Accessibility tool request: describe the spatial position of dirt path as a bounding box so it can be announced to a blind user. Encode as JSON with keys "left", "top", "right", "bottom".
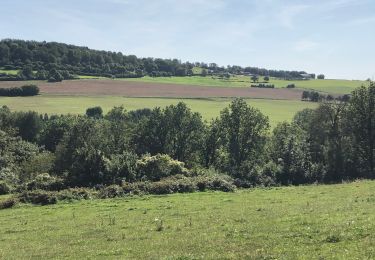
{"left": 0, "top": 79, "right": 303, "bottom": 100}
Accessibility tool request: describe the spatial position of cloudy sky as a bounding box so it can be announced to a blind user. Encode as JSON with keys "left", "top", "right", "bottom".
{"left": 1, "top": 0, "right": 374, "bottom": 79}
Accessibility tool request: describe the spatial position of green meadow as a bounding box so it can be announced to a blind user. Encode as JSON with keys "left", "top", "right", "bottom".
{"left": 0, "top": 96, "right": 317, "bottom": 127}
{"left": 119, "top": 75, "right": 366, "bottom": 94}
{"left": 0, "top": 67, "right": 366, "bottom": 94}
{"left": 1, "top": 180, "right": 374, "bottom": 259}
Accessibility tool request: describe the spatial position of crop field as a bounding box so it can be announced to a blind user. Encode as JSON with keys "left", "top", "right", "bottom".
{"left": 0, "top": 67, "right": 366, "bottom": 94}
{"left": 0, "top": 79, "right": 303, "bottom": 99}
{"left": 1, "top": 180, "right": 374, "bottom": 259}
{"left": 0, "top": 96, "right": 317, "bottom": 127}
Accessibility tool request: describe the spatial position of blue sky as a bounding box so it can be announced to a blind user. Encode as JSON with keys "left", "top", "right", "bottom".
{"left": 1, "top": 0, "right": 374, "bottom": 79}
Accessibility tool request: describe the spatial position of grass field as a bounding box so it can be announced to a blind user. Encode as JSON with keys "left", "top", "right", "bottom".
{"left": 0, "top": 181, "right": 374, "bottom": 259}
{"left": 0, "top": 67, "right": 366, "bottom": 94}
{"left": 120, "top": 76, "right": 366, "bottom": 94}
{"left": 0, "top": 96, "right": 317, "bottom": 126}
{"left": 0, "top": 69, "right": 19, "bottom": 75}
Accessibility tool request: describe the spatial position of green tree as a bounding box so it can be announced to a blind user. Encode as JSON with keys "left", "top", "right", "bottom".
{"left": 251, "top": 75, "right": 259, "bottom": 83}
{"left": 86, "top": 106, "right": 103, "bottom": 118}
{"left": 345, "top": 82, "right": 375, "bottom": 178}
{"left": 217, "top": 98, "right": 269, "bottom": 179}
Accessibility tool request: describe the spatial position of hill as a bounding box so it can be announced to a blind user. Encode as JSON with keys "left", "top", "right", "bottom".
{"left": 0, "top": 39, "right": 312, "bottom": 80}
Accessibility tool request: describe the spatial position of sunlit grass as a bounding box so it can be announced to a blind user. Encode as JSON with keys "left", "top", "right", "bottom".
{"left": 0, "top": 181, "right": 374, "bottom": 259}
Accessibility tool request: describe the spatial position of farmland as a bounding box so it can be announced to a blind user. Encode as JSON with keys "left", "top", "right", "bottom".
{"left": 0, "top": 95, "right": 317, "bottom": 127}
{"left": 120, "top": 75, "right": 366, "bottom": 94}
{"left": 1, "top": 180, "right": 374, "bottom": 259}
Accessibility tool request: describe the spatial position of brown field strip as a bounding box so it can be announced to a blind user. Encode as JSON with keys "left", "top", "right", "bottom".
{"left": 0, "top": 79, "right": 303, "bottom": 100}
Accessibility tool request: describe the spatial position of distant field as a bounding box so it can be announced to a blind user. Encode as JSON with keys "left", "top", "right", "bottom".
{"left": 0, "top": 67, "right": 366, "bottom": 94}
{"left": 120, "top": 76, "right": 366, "bottom": 94}
{"left": 0, "top": 69, "right": 19, "bottom": 75}
{"left": 0, "top": 181, "right": 374, "bottom": 259}
{"left": 0, "top": 96, "right": 317, "bottom": 126}
{"left": 0, "top": 79, "right": 303, "bottom": 100}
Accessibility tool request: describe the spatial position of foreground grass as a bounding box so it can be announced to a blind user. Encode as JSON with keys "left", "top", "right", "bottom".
{"left": 0, "top": 96, "right": 317, "bottom": 127}
{"left": 0, "top": 181, "right": 374, "bottom": 259}
{"left": 120, "top": 76, "right": 366, "bottom": 94}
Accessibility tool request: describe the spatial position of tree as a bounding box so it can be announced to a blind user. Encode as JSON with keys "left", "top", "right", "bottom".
{"left": 132, "top": 103, "right": 204, "bottom": 165}
{"left": 201, "top": 68, "right": 208, "bottom": 77}
{"left": 268, "top": 122, "right": 312, "bottom": 184}
{"left": 86, "top": 106, "right": 103, "bottom": 118}
{"left": 317, "top": 74, "right": 325, "bottom": 79}
{"left": 54, "top": 118, "right": 112, "bottom": 186}
{"left": 264, "top": 76, "right": 270, "bottom": 82}
{"left": 251, "top": 75, "right": 259, "bottom": 83}
{"left": 14, "top": 111, "right": 42, "bottom": 142}
{"left": 19, "top": 65, "right": 34, "bottom": 80}
{"left": 345, "top": 82, "right": 375, "bottom": 178}
{"left": 302, "top": 91, "right": 310, "bottom": 100}
{"left": 217, "top": 98, "right": 270, "bottom": 179}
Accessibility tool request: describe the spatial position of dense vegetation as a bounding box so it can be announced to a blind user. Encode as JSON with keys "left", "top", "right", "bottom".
{"left": 0, "top": 82, "right": 374, "bottom": 205}
{"left": 302, "top": 90, "right": 350, "bottom": 102}
{"left": 0, "top": 84, "right": 39, "bottom": 96}
{"left": 0, "top": 39, "right": 313, "bottom": 80}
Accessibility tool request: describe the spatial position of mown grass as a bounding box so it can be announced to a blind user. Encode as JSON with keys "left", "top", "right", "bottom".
{"left": 0, "top": 181, "right": 374, "bottom": 259}
{"left": 120, "top": 76, "right": 367, "bottom": 94}
{"left": 0, "top": 96, "right": 317, "bottom": 127}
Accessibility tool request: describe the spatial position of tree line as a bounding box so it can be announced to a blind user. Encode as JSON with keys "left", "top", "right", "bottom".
{"left": 0, "top": 39, "right": 314, "bottom": 80}
{"left": 0, "top": 84, "right": 39, "bottom": 96}
{"left": 1, "top": 82, "right": 374, "bottom": 201}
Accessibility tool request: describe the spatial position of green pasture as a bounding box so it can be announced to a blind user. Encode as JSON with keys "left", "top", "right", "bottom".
{"left": 1, "top": 180, "right": 374, "bottom": 259}
{"left": 0, "top": 69, "right": 19, "bottom": 75}
{"left": 0, "top": 96, "right": 317, "bottom": 127}
{"left": 120, "top": 76, "right": 366, "bottom": 94}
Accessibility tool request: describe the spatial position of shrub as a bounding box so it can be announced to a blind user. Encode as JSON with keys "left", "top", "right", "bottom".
{"left": 0, "top": 181, "right": 11, "bottom": 195}
{"left": 86, "top": 106, "right": 103, "bottom": 118}
{"left": 250, "top": 84, "right": 275, "bottom": 88}
{"left": 148, "top": 176, "right": 196, "bottom": 194}
{"left": 136, "top": 154, "right": 190, "bottom": 181}
{"left": 286, "top": 83, "right": 295, "bottom": 88}
{"left": 26, "top": 173, "right": 65, "bottom": 191}
{"left": 57, "top": 188, "right": 94, "bottom": 201}
{"left": 18, "top": 190, "right": 58, "bottom": 205}
{"left": 0, "top": 85, "right": 39, "bottom": 96}
{"left": 0, "top": 198, "right": 17, "bottom": 210}
{"left": 98, "top": 185, "right": 124, "bottom": 198}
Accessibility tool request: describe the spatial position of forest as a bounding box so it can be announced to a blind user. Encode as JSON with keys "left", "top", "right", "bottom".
{"left": 0, "top": 82, "right": 374, "bottom": 206}
{"left": 0, "top": 39, "right": 313, "bottom": 80}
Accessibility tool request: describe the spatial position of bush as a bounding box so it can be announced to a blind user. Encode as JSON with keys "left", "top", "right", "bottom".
{"left": 286, "top": 84, "right": 295, "bottom": 88}
{"left": 200, "top": 176, "right": 236, "bottom": 192}
{"left": 0, "top": 181, "right": 11, "bottom": 195}
{"left": 0, "top": 198, "right": 17, "bottom": 210}
{"left": 136, "top": 154, "right": 190, "bottom": 181}
{"left": 57, "top": 188, "right": 94, "bottom": 201}
{"left": 98, "top": 185, "right": 124, "bottom": 198}
{"left": 18, "top": 190, "right": 58, "bottom": 205}
{"left": 250, "top": 84, "right": 275, "bottom": 88}
{"left": 26, "top": 173, "right": 65, "bottom": 191}
{"left": 0, "top": 84, "right": 39, "bottom": 96}
{"left": 86, "top": 106, "right": 103, "bottom": 118}
{"left": 148, "top": 175, "right": 196, "bottom": 194}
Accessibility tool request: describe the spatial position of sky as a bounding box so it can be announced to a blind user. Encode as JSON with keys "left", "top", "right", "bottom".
{"left": 0, "top": 0, "right": 374, "bottom": 80}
